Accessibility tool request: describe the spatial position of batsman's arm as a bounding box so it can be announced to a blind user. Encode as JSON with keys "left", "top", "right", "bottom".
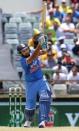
{"left": 26, "top": 35, "right": 46, "bottom": 64}
{"left": 26, "top": 43, "right": 42, "bottom": 64}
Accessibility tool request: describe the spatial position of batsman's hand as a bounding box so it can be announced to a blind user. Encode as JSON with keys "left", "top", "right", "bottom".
{"left": 38, "top": 35, "right": 45, "bottom": 45}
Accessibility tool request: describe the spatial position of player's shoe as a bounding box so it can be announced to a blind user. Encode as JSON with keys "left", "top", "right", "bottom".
{"left": 24, "top": 121, "right": 32, "bottom": 127}
{"left": 39, "top": 121, "right": 46, "bottom": 128}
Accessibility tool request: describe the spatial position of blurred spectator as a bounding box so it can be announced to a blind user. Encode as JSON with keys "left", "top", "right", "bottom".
{"left": 67, "top": 64, "right": 79, "bottom": 93}
{"left": 61, "top": 7, "right": 74, "bottom": 23}
{"left": 47, "top": 8, "right": 54, "bottom": 20}
{"left": 46, "top": 39, "right": 57, "bottom": 67}
{"left": 44, "top": 18, "right": 52, "bottom": 29}
{"left": 51, "top": 65, "right": 67, "bottom": 85}
{"left": 72, "top": 3, "right": 79, "bottom": 24}
{"left": 53, "top": 36, "right": 65, "bottom": 58}
{"left": 72, "top": 39, "right": 79, "bottom": 56}
{"left": 75, "top": 3, "right": 79, "bottom": 13}
{"left": 61, "top": 50, "right": 75, "bottom": 71}
{"left": 71, "top": 0, "right": 79, "bottom": 5}
{"left": 61, "top": 15, "right": 75, "bottom": 39}
{"left": 53, "top": 4, "right": 64, "bottom": 22}
{"left": 28, "top": 28, "right": 41, "bottom": 48}
{"left": 52, "top": 71, "right": 67, "bottom": 84}
{"left": 62, "top": 49, "right": 74, "bottom": 64}
{"left": 67, "top": 65, "right": 79, "bottom": 83}
{"left": 59, "top": 0, "right": 69, "bottom": 13}
{"left": 52, "top": 60, "right": 68, "bottom": 74}
{"left": 73, "top": 36, "right": 78, "bottom": 43}
{"left": 46, "top": 1, "right": 52, "bottom": 18}
{"left": 72, "top": 38, "right": 79, "bottom": 65}
{"left": 52, "top": 69, "right": 67, "bottom": 83}
{"left": 47, "top": 0, "right": 53, "bottom": 10}
{"left": 76, "top": 22, "right": 79, "bottom": 37}
{"left": 50, "top": 18, "right": 63, "bottom": 39}
{"left": 66, "top": 9, "right": 73, "bottom": 19}
{"left": 61, "top": 4, "right": 78, "bottom": 24}
{"left": 40, "top": 39, "right": 57, "bottom": 68}
{"left": 60, "top": 43, "right": 67, "bottom": 51}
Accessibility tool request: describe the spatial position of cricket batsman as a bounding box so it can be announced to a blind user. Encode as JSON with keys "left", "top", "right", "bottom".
{"left": 17, "top": 32, "right": 52, "bottom": 127}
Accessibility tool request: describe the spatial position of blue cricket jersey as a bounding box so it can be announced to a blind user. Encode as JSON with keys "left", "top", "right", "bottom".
{"left": 20, "top": 56, "right": 43, "bottom": 82}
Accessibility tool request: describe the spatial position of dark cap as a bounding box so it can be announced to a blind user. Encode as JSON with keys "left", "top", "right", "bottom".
{"left": 17, "top": 44, "right": 29, "bottom": 53}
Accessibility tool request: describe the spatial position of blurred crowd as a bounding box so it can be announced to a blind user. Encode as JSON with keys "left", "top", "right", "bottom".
{"left": 27, "top": 0, "right": 79, "bottom": 84}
